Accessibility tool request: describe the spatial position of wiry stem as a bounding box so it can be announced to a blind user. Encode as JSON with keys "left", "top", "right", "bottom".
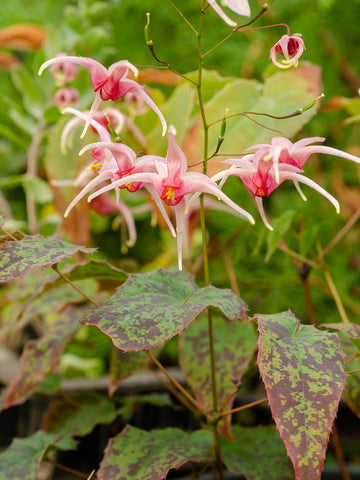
{"left": 198, "top": 4, "right": 224, "bottom": 479}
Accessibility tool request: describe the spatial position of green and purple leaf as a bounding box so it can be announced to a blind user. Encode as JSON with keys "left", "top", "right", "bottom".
{"left": 179, "top": 314, "right": 256, "bottom": 438}
{"left": 82, "top": 268, "right": 247, "bottom": 351}
{"left": 5, "top": 308, "right": 82, "bottom": 407}
{"left": 221, "top": 425, "right": 294, "bottom": 480}
{"left": 97, "top": 425, "right": 213, "bottom": 480}
{"left": 256, "top": 311, "right": 346, "bottom": 480}
{"left": 0, "top": 234, "right": 95, "bottom": 283}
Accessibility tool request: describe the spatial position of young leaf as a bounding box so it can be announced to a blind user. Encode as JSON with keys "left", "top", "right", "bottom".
{"left": 97, "top": 425, "right": 213, "bottom": 480}
{"left": 256, "top": 311, "right": 346, "bottom": 480}
{"left": 221, "top": 425, "right": 294, "bottom": 480}
{"left": 5, "top": 308, "right": 81, "bottom": 407}
{"left": 0, "top": 235, "right": 95, "bottom": 283}
{"left": 82, "top": 267, "right": 247, "bottom": 351}
{"left": 179, "top": 314, "right": 257, "bottom": 438}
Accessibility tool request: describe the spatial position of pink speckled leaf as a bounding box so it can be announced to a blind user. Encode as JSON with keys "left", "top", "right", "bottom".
{"left": 256, "top": 311, "right": 346, "bottom": 480}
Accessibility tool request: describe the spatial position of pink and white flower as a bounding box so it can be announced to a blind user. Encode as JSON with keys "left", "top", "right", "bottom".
{"left": 207, "top": 0, "right": 251, "bottom": 27}
{"left": 214, "top": 136, "right": 360, "bottom": 229}
{"left": 269, "top": 34, "right": 305, "bottom": 69}
{"left": 39, "top": 56, "right": 167, "bottom": 137}
{"left": 88, "top": 127, "right": 255, "bottom": 270}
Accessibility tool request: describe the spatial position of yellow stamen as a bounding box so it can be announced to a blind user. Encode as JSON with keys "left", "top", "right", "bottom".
{"left": 90, "top": 163, "right": 103, "bottom": 173}
{"left": 165, "top": 186, "right": 175, "bottom": 200}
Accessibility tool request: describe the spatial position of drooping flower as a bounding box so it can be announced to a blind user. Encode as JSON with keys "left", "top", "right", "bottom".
{"left": 39, "top": 56, "right": 167, "bottom": 137}
{"left": 214, "top": 136, "right": 360, "bottom": 229}
{"left": 269, "top": 34, "right": 305, "bottom": 69}
{"left": 207, "top": 0, "right": 251, "bottom": 27}
{"left": 88, "top": 127, "right": 255, "bottom": 269}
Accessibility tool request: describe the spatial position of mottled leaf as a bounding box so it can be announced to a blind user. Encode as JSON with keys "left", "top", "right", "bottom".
{"left": 5, "top": 309, "right": 81, "bottom": 407}
{"left": 179, "top": 314, "right": 256, "bottom": 438}
{"left": 257, "top": 311, "right": 346, "bottom": 480}
{"left": 82, "top": 267, "right": 247, "bottom": 351}
{"left": 97, "top": 426, "right": 213, "bottom": 480}
{"left": 42, "top": 392, "right": 118, "bottom": 438}
{"left": 343, "top": 356, "right": 360, "bottom": 418}
{"left": 221, "top": 425, "right": 294, "bottom": 480}
{"left": 0, "top": 235, "right": 95, "bottom": 283}
{"left": 109, "top": 349, "right": 149, "bottom": 396}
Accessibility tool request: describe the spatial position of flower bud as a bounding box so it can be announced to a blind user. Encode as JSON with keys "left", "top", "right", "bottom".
{"left": 49, "top": 53, "right": 78, "bottom": 86}
{"left": 269, "top": 34, "right": 305, "bottom": 69}
{"left": 53, "top": 87, "right": 79, "bottom": 110}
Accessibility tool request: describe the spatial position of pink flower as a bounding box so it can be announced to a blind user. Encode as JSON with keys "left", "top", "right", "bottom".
{"left": 207, "top": 0, "right": 251, "bottom": 26}
{"left": 39, "top": 56, "right": 167, "bottom": 137}
{"left": 53, "top": 87, "right": 79, "bottom": 110}
{"left": 88, "top": 127, "right": 255, "bottom": 269}
{"left": 214, "top": 136, "right": 360, "bottom": 229}
{"left": 49, "top": 53, "right": 78, "bottom": 86}
{"left": 270, "top": 34, "right": 305, "bottom": 69}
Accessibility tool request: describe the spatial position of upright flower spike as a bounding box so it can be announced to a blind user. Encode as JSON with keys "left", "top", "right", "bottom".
{"left": 39, "top": 56, "right": 167, "bottom": 137}
{"left": 88, "top": 127, "right": 255, "bottom": 270}
{"left": 207, "top": 0, "right": 251, "bottom": 27}
{"left": 270, "top": 34, "right": 305, "bottom": 69}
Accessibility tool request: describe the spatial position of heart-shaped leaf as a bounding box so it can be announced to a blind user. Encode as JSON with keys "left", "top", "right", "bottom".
{"left": 256, "top": 311, "right": 346, "bottom": 480}
{"left": 82, "top": 267, "right": 247, "bottom": 351}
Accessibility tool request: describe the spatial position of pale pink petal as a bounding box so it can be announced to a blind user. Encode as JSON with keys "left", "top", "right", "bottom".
{"left": 207, "top": 0, "right": 237, "bottom": 26}
{"left": 173, "top": 199, "right": 186, "bottom": 270}
{"left": 255, "top": 196, "right": 273, "bottom": 231}
{"left": 226, "top": 0, "right": 251, "bottom": 17}
{"left": 145, "top": 184, "right": 176, "bottom": 238}
{"left": 80, "top": 91, "right": 103, "bottom": 138}
{"left": 136, "top": 89, "right": 167, "bottom": 136}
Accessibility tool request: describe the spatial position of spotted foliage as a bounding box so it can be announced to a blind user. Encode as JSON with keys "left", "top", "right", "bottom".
{"left": 179, "top": 314, "right": 256, "bottom": 438}
{"left": 257, "top": 311, "right": 346, "bottom": 480}
{"left": 0, "top": 234, "right": 95, "bottom": 282}
{"left": 82, "top": 268, "right": 247, "bottom": 351}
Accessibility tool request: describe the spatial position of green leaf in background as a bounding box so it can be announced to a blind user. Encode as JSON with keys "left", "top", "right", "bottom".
{"left": 221, "top": 425, "right": 294, "bottom": 480}
{"left": 256, "top": 311, "right": 346, "bottom": 480}
{"left": 179, "top": 314, "right": 257, "bottom": 438}
{"left": 82, "top": 267, "right": 247, "bottom": 351}
{"left": 97, "top": 426, "right": 213, "bottom": 480}
{"left": 10, "top": 66, "right": 46, "bottom": 120}
{"left": 0, "top": 235, "right": 96, "bottom": 282}
{"left": 21, "top": 176, "right": 53, "bottom": 205}
{"left": 42, "top": 392, "right": 118, "bottom": 439}
{"left": 5, "top": 308, "right": 80, "bottom": 408}
{"left": 265, "top": 210, "right": 295, "bottom": 262}
{"left": 181, "top": 65, "right": 321, "bottom": 176}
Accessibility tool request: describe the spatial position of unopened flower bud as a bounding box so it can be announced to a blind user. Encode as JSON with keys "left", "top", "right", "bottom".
{"left": 49, "top": 53, "right": 78, "bottom": 86}
{"left": 54, "top": 87, "right": 79, "bottom": 110}
{"left": 269, "top": 34, "right": 305, "bottom": 69}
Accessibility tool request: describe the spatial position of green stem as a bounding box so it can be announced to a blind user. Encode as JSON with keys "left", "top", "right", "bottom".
{"left": 197, "top": 5, "right": 224, "bottom": 479}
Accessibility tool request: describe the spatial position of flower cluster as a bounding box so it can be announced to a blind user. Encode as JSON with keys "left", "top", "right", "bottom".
{"left": 40, "top": 48, "right": 359, "bottom": 269}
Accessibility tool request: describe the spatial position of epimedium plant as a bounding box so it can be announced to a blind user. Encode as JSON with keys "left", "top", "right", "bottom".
{"left": 0, "top": 1, "right": 360, "bottom": 479}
